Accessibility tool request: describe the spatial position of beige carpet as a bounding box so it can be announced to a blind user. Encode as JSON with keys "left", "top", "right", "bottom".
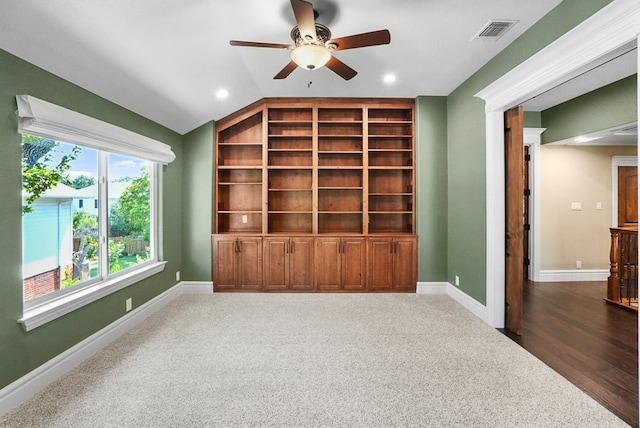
{"left": 0, "top": 293, "right": 629, "bottom": 427}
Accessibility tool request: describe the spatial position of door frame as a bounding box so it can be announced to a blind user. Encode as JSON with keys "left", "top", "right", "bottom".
{"left": 612, "top": 156, "right": 638, "bottom": 227}
{"left": 524, "top": 129, "right": 544, "bottom": 282}
{"left": 475, "top": 0, "right": 640, "bottom": 328}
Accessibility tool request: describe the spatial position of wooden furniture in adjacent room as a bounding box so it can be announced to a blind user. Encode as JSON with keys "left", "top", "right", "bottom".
{"left": 213, "top": 98, "right": 417, "bottom": 292}
{"left": 607, "top": 226, "right": 638, "bottom": 310}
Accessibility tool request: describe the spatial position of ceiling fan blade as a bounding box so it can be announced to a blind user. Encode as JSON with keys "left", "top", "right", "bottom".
{"left": 230, "top": 40, "right": 292, "bottom": 49}
{"left": 325, "top": 56, "right": 357, "bottom": 80}
{"left": 329, "top": 30, "right": 391, "bottom": 51}
{"left": 291, "top": 0, "right": 318, "bottom": 42}
{"left": 274, "top": 61, "right": 299, "bottom": 79}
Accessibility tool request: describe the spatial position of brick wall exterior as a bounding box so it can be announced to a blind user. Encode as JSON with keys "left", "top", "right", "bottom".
{"left": 23, "top": 267, "right": 61, "bottom": 300}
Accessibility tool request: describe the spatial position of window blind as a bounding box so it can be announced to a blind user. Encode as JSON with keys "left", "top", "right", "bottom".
{"left": 16, "top": 95, "right": 176, "bottom": 164}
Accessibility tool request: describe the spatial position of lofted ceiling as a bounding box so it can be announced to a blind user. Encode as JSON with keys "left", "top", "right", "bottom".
{"left": 1, "top": 0, "right": 615, "bottom": 135}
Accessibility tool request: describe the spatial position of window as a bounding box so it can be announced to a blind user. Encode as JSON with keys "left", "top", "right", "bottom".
{"left": 17, "top": 95, "right": 175, "bottom": 330}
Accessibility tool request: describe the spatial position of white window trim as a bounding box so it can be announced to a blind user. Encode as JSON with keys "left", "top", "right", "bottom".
{"left": 19, "top": 261, "right": 167, "bottom": 331}
{"left": 17, "top": 95, "right": 172, "bottom": 331}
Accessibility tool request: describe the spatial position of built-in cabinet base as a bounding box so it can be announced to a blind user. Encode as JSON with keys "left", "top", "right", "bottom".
{"left": 213, "top": 234, "right": 416, "bottom": 292}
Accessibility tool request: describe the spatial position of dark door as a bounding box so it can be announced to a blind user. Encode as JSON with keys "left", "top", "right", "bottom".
{"left": 618, "top": 166, "right": 638, "bottom": 227}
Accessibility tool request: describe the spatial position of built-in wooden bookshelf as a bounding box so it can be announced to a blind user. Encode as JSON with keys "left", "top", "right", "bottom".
{"left": 214, "top": 98, "right": 416, "bottom": 292}
{"left": 216, "top": 111, "right": 263, "bottom": 234}
{"left": 267, "top": 107, "right": 313, "bottom": 234}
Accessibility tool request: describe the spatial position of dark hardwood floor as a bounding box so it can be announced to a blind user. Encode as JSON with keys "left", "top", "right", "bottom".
{"left": 503, "top": 280, "right": 638, "bottom": 427}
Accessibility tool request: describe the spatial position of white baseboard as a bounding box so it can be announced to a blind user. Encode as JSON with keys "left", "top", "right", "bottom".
{"left": 446, "top": 283, "right": 489, "bottom": 325}
{"left": 181, "top": 281, "right": 214, "bottom": 294}
{"left": 417, "top": 281, "right": 489, "bottom": 325}
{"left": 537, "top": 269, "right": 609, "bottom": 282}
{"left": 416, "top": 282, "right": 448, "bottom": 294}
{"left": 0, "top": 281, "right": 212, "bottom": 417}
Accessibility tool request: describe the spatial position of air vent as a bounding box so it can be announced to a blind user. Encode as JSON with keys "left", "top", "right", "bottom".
{"left": 471, "top": 20, "right": 518, "bottom": 41}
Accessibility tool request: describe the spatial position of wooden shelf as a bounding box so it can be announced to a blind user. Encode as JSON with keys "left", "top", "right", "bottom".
{"left": 268, "top": 107, "right": 312, "bottom": 122}
{"left": 215, "top": 99, "right": 414, "bottom": 237}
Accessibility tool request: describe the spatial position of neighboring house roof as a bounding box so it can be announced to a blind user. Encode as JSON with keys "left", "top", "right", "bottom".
{"left": 23, "top": 183, "right": 90, "bottom": 200}
{"left": 24, "top": 181, "right": 131, "bottom": 202}
{"left": 80, "top": 181, "right": 129, "bottom": 200}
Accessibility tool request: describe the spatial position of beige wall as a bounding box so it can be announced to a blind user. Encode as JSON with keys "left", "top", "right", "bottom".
{"left": 539, "top": 145, "right": 636, "bottom": 270}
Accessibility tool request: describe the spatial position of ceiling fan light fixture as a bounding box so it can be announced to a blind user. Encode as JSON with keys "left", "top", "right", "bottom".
{"left": 290, "top": 44, "right": 331, "bottom": 70}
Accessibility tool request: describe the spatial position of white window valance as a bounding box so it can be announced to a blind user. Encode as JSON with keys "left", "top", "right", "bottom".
{"left": 16, "top": 95, "right": 176, "bottom": 164}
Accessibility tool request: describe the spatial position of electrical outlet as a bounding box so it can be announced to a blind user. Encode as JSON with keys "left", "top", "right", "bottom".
{"left": 455, "top": 275, "right": 460, "bottom": 286}
{"left": 242, "top": 215, "right": 248, "bottom": 224}
{"left": 176, "top": 271, "right": 181, "bottom": 282}
{"left": 576, "top": 260, "right": 582, "bottom": 269}
{"left": 126, "top": 298, "right": 132, "bottom": 312}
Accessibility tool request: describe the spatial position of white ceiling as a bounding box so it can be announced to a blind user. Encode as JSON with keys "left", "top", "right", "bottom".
{"left": 0, "top": 0, "right": 570, "bottom": 134}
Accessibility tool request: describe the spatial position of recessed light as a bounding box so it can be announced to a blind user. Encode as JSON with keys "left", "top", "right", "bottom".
{"left": 216, "top": 89, "right": 229, "bottom": 99}
{"left": 383, "top": 74, "right": 396, "bottom": 84}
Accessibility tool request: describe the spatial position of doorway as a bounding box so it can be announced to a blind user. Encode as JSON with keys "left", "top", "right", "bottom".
{"left": 475, "top": 1, "right": 639, "bottom": 329}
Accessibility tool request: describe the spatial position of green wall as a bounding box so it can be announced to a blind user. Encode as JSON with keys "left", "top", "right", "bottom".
{"left": 182, "top": 121, "right": 214, "bottom": 281}
{"left": 524, "top": 111, "right": 542, "bottom": 128}
{"left": 446, "top": 0, "right": 613, "bottom": 304}
{"left": 541, "top": 74, "right": 637, "bottom": 144}
{"left": 0, "top": 48, "right": 183, "bottom": 390}
{"left": 415, "top": 97, "right": 448, "bottom": 282}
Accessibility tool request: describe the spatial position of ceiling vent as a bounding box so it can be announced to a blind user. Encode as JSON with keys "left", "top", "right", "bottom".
{"left": 471, "top": 20, "right": 518, "bottom": 41}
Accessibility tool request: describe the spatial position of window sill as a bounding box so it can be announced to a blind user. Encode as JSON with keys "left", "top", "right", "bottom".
{"left": 19, "top": 261, "right": 167, "bottom": 331}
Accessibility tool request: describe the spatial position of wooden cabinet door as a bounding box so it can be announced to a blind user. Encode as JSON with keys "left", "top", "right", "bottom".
{"left": 392, "top": 237, "right": 417, "bottom": 291}
{"left": 342, "top": 238, "right": 366, "bottom": 291}
{"left": 368, "top": 238, "right": 393, "bottom": 291}
{"left": 213, "top": 236, "right": 239, "bottom": 291}
{"left": 263, "top": 237, "right": 288, "bottom": 291}
{"left": 315, "top": 238, "right": 341, "bottom": 291}
{"left": 289, "top": 237, "right": 314, "bottom": 291}
{"left": 237, "top": 237, "right": 263, "bottom": 290}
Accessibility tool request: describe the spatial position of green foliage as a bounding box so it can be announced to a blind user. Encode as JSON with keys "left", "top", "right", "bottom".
{"left": 73, "top": 210, "right": 99, "bottom": 259}
{"left": 70, "top": 175, "right": 96, "bottom": 189}
{"left": 108, "top": 206, "right": 129, "bottom": 238}
{"left": 109, "top": 167, "right": 150, "bottom": 241}
{"left": 73, "top": 210, "right": 98, "bottom": 231}
{"left": 61, "top": 264, "right": 80, "bottom": 289}
{"left": 109, "top": 240, "right": 125, "bottom": 273}
{"left": 22, "top": 135, "right": 81, "bottom": 214}
{"left": 136, "top": 247, "right": 150, "bottom": 264}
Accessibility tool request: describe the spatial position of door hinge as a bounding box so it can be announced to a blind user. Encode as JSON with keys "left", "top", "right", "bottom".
{"left": 524, "top": 154, "right": 531, "bottom": 162}
{"left": 524, "top": 188, "right": 531, "bottom": 197}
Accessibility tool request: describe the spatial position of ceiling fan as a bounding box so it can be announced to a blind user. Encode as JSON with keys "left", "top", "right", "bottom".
{"left": 229, "top": 0, "right": 391, "bottom": 80}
